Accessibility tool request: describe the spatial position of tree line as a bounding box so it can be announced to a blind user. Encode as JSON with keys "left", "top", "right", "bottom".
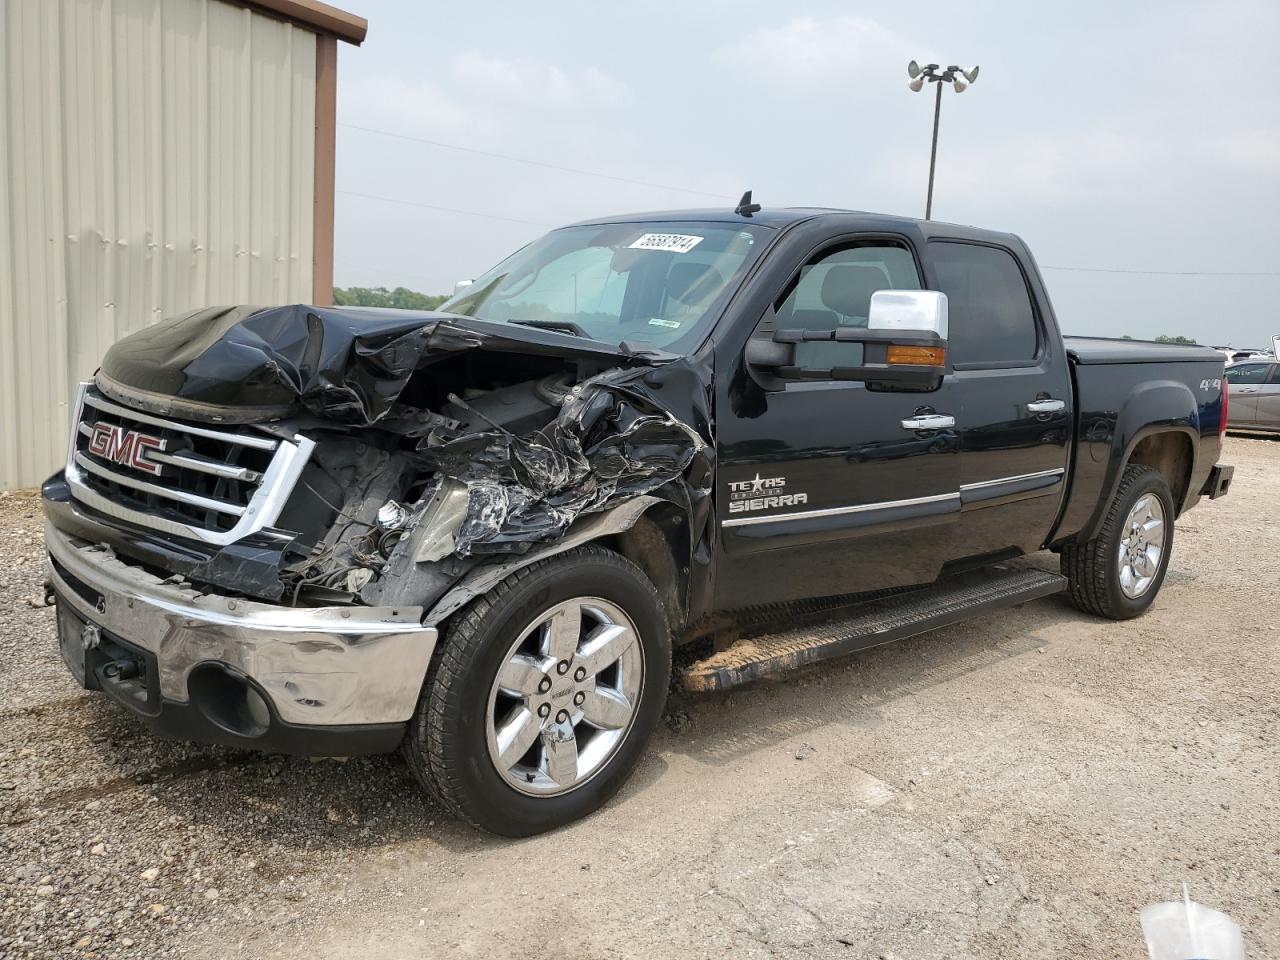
{"left": 332, "top": 286, "right": 449, "bottom": 310}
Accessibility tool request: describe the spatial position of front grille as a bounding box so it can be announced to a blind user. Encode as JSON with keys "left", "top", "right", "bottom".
{"left": 65, "top": 383, "right": 314, "bottom": 546}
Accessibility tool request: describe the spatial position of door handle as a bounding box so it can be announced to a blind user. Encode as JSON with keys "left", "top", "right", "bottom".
{"left": 901, "top": 414, "right": 955, "bottom": 431}
{"left": 1237, "top": 387, "right": 1259, "bottom": 394}
{"left": 1027, "top": 398, "right": 1065, "bottom": 413}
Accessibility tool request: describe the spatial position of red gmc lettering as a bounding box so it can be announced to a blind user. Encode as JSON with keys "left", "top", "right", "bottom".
{"left": 87, "top": 423, "right": 165, "bottom": 476}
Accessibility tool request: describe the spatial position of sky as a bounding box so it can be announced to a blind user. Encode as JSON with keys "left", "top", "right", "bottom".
{"left": 332, "top": 0, "right": 1280, "bottom": 347}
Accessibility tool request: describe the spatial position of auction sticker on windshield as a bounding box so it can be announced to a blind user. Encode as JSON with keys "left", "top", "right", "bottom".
{"left": 629, "top": 233, "right": 704, "bottom": 253}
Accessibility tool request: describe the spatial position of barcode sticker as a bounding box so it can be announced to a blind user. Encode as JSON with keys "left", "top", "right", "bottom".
{"left": 628, "top": 233, "right": 704, "bottom": 254}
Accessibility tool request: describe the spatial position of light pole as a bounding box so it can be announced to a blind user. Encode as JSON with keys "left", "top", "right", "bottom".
{"left": 908, "top": 61, "right": 979, "bottom": 220}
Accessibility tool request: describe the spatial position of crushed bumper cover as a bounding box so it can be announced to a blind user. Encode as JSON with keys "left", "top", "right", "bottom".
{"left": 45, "top": 521, "right": 438, "bottom": 755}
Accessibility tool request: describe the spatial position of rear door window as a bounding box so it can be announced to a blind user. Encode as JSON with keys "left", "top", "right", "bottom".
{"left": 929, "top": 241, "right": 1039, "bottom": 367}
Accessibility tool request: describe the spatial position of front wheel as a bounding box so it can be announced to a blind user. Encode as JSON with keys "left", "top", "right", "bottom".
{"left": 405, "top": 545, "right": 671, "bottom": 836}
{"left": 1060, "top": 463, "right": 1174, "bottom": 620}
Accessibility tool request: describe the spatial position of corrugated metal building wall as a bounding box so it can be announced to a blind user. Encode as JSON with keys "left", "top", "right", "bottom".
{"left": 0, "top": 0, "right": 322, "bottom": 489}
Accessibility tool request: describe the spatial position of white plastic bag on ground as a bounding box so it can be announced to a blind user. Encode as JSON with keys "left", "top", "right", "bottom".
{"left": 1140, "top": 884, "right": 1245, "bottom": 960}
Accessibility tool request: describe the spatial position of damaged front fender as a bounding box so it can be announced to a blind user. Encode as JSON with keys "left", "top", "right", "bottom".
{"left": 420, "top": 365, "right": 708, "bottom": 557}
{"left": 420, "top": 495, "right": 665, "bottom": 627}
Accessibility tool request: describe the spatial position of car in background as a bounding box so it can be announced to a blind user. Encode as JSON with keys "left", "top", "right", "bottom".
{"left": 1212, "top": 347, "right": 1271, "bottom": 363}
{"left": 1225, "top": 359, "right": 1280, "bottom": 433}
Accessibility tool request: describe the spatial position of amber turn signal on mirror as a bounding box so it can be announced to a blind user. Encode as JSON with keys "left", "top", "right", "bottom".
{"left": 886, "top": 344, "right": 946, "bottom": 367}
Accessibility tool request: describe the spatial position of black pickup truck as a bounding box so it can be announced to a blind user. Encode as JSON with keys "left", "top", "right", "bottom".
{"left": 42, "top": 205, "right": 1233, "bottom": 835}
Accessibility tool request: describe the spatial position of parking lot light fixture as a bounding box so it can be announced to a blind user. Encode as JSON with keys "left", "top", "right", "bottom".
{"left": 907, "top": 61, "right": 980, "bottom": 219}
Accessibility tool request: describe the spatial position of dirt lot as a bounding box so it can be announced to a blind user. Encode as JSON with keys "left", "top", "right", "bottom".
{"left": 1, "top": 435, "right": 1276, "bottom": 960}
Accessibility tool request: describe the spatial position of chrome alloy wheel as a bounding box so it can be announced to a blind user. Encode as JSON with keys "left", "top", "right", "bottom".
{"left": 485, "top": 597, "right": 644, "bottom": 797}
{"left": 1117, "top": 493, "right": 1165, "bottom": 599}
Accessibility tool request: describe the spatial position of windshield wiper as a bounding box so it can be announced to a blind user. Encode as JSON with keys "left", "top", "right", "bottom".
{"left": 618, "top": 339, "right": 677, "bottom": 362}
{"left": 507, "top": 318, "right": 593, "bottom": 339}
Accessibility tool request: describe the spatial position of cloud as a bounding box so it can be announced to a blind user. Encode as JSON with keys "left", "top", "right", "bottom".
{"left": 338, "top": 51, "right": 632, "bottom": 145}
{"left": 884, "top": 123, "right": 1280, "bottom": 215}
{"left": 1201, "top": 128, "right": 1280, "bottom": 181}
{"left": 334, "top": 47, "right": 732, "bottom": 242}
{"left": 450, "top": 52, "right": 629, "bottom": 109}
{"left": 714, "top": 15, "right": 924, "bottom": 87}
{"left": 878, "top": 129, "right": 1156, "bottom": 206}
{"left": 338, "top": 75, "right": 470, "bottom": 136}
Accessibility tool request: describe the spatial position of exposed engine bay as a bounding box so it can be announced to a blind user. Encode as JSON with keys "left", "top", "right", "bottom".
{"left": 84, "top": 305, "right": 715, "bottom": 612}
{"left": 271, "top": 353, "right": 583, "bottom": 604}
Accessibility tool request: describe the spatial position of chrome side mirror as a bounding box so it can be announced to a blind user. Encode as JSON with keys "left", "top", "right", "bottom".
{"left": 453, "top": 279, "right": 474, "bottom": 295}
{"left": 867, "top": 290, "right": 948, "bottom": 339}
{"left": 745, "top": 289, "right": 950, "bottom": 392}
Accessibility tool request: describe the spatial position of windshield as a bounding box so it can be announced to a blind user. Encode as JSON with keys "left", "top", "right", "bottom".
{"left": 439, "top": 221, "right": 771, "bottom": 352}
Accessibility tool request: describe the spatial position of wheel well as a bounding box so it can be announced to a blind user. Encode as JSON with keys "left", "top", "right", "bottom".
{"left": 601, "top": 503, "right": 689, "bottom": 635}
{"left": 1128, "top": 431, "right": 1193, "bottom": 513}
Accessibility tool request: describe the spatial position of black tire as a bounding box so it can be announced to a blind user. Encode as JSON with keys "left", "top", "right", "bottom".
{"left": 404, "top": 545, "right": 671, "bottom": 836}
{"left": 1060, "top": 464, "right": 1175, "bottom": 620}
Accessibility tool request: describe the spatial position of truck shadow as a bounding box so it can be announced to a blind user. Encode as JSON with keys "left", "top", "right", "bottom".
{"left": 30, "top": 590, "right": 1080, "bottom": 856}
{"left": 40, "top": 673, "right": 667, "bottom": 856}
{"left": 660, "top": 594, "right": 1077, "bottom": 768}
{"left": 1225, "top": 430, "right": 1280, "bottom": 443}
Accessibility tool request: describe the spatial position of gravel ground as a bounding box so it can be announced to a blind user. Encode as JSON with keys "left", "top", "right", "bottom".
{"left": 1, "top": 435, "right": 1277, "bottom": 959}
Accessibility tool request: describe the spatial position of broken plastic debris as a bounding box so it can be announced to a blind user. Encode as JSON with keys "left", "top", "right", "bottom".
{"left": 1139, "top": 883, "right": 1244, "bottom": 960}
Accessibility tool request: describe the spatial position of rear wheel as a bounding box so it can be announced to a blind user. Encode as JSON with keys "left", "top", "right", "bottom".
{"left": 405, "top": 546, "right": 671, "bottom": 836}
{"left": 1060, "top": 464, "right": 1174, "bottom": 620}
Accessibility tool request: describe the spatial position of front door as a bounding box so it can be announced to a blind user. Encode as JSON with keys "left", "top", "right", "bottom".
{"left": 713, "top": 238, "right": 961, "bottom": 611}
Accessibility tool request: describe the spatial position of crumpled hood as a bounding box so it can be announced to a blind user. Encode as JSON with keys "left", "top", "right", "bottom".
{"left": 96, "top": 304, "right": 649, "bottom": 424}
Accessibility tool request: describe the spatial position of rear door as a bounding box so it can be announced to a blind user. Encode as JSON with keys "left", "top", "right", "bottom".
{"left": 714, "top": 235, "right": 961, "bottom": 610}
{"left": 1225, "top": 363, "right": 1268, "bottom": 426}
{"left": 926, "top": 239, "right": 1072, "bottom": 559}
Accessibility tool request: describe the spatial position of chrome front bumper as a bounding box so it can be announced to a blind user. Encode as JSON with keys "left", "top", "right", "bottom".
{"left": 45, "top": 521, "right": 438, "bottom": 727}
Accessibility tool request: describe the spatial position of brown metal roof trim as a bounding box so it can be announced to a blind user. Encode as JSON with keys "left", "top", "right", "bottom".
{"left": 312, "top": 36, "right": 338, "bottom": 303}
{"left": 239, "top": 0, "right": 367, "bottom": 45}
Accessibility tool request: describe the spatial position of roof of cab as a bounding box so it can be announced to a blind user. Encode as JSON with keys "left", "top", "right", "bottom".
{"left": 564, "top": 206, "right": 1021, "bottom": 245}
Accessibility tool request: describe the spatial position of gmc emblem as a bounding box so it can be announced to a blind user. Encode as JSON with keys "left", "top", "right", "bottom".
{"left": 87, "top": 422, "right": 166, "bottom": 476}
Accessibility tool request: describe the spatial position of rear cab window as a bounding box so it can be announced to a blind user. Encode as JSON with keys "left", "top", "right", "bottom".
{"left": 928, "top": 241, "right": 1039, "bottom": 367}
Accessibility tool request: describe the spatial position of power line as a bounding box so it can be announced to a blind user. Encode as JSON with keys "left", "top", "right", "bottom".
{"left": 338, "top": 122, "right": 731, "bottom": 201}
{"left": 1041, "top": 265, "right": 1280, "bottom": 277}
{"left": 336, "top": 189, "right": 555, "bottom": 227}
